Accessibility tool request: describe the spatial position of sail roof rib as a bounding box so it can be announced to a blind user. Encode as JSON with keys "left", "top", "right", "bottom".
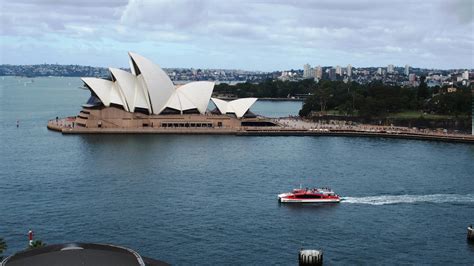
{"left": 109, "top": 68, "right": 137, "bottom": 112}
{"left": 128, "top": 52, "right": 175, "bottom": 114}
{"left": 135, "top": 75, "right": 152, "bottom": 112}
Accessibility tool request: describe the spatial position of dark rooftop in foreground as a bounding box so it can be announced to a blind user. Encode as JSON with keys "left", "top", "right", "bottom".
{"left": 2, "top": 243, "right": 169, "bottom": 266}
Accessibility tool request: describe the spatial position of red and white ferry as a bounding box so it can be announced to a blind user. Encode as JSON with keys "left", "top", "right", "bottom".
{"left": 278, "top": 187, "right": 341, "bottom": 203}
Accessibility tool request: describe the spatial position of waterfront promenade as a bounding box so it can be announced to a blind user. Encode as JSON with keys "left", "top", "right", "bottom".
{"left": 47, "top": 116, "right": 474, "bottom": 143}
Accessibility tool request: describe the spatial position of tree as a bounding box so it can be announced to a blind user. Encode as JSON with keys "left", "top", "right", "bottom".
{"left": 417, "top": 76, "right": 429, "bottom": 100}
{"left": 0, "top": 237, "right": 7, "bottom": 260}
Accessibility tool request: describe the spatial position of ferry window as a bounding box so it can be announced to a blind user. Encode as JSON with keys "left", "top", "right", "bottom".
{"left": 196, "top": 124, "right": 201, "bottom": 127}
{"left": 190, "top": 123, "right": 195, "bottom": 127}
{"left": 162, "top": 124, "right": 167, "bottom": 128}
{"left": 185, "top": 123, "right": 189, "bottom": 128}
{"left": 217, "top": 122, "right": 222, "bottom": 127}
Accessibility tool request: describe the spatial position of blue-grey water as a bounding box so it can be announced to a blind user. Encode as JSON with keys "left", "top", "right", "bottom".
{"left": 1, "top": 76, "right": 473, "bottom": 265}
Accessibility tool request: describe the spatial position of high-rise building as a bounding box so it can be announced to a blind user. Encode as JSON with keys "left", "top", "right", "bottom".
{"left": 387, "top": 64, "right": 395, "bottom": 73}
{"left": 409, "top": 73, "right": 416, "bottom": 82}
{"left": 405, "top": 65, "right": 410, "bottom": 76}
{"left": 315, "top": 65, "right": 323, "bottom": 79}
{"left": 347, "top": 64, "right": 352, "bottom": 77}
{"left": 462, "top": 70, "right": 469, "bottom": 80}
{"left": 335, "top": 65, "right": 342, "bottom": 75}
{"left": 303, "top": 64, "right": 311, "bottom": 79}
{"left": 377, "top": 67, "right": 383, "bottom": 75}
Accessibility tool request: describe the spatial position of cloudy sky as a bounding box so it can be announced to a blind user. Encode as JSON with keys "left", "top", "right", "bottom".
{"left": 0, "top": 0, "right": 472, "bottom": 71}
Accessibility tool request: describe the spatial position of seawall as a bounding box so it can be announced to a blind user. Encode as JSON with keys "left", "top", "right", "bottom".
{"left": 47, "top": 120, "right": 474, "bottom": 144}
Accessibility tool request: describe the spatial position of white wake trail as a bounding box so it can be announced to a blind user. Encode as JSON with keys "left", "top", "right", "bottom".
{"left": 342, "top": 194, "right": 474, "bottom": 205}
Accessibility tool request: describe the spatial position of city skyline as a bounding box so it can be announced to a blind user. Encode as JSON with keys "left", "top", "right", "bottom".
{"left": 0, "top": 0, "right": 473, "bottom": 71}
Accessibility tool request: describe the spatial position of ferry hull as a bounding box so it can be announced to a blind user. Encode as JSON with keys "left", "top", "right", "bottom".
{"left": 279, "top": 198, "right": 341, "bottom": 203}
{"left": 278, "top": 192, "right": 341, "bottom": 203}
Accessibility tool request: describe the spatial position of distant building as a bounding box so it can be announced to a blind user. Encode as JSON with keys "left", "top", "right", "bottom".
{"left": 303, "top": 64, "right": 312, "bottom": 79}
{"left": 462, "top": 70, "right": 469, "bottom": 80}
{"left": 315, "top": 66, "right": 323, "bottom": 79}
{"left": 377, "top": 67, "right": 383, "bottom": 75}
{"left": 347, "top": 64, "right": 352, "bottom": 77}
{"left": 409, "top": 73, "right": 416, "bottom": 82}
{"left": 387, "top": 64, "right": 395, "bottom": 73}
{"left": 335, "top": 65, "right": 342, "bottom": 75}
{"left": 405, "top": 65, "right": 410, "bottom": 76}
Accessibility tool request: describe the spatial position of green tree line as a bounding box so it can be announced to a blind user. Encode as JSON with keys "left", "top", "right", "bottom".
{"left": 214, "top": 79, "right": 314, "bottom": 98}
{"left": 300, "top": 79, "right": 470, "bottom": 118}
{"left": 215, "top": 78, "right": 471, "bottom": 118}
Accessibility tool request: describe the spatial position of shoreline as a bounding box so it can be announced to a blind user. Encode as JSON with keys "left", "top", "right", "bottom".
{"left": 47, "top": 119, "right": 474, "bottom": 144}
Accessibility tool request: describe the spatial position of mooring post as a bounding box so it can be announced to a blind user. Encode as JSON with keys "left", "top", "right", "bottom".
{"left": 299, "top": 249, "right": 323, "bottom": 266}
{"left": 468, "top": 224, "right": 473, "bottom": 242}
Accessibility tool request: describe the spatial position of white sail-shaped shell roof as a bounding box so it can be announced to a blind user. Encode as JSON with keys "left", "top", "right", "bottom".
{"left": 81, "top": 52, "right": 258, "bottom": 118}
{"left": 81, "top": 78, "right": 114, "bottom": 107}
{"left": 177, "top": 81, "right": 214, "bottom": 114}
{"left": 211, "top": 97, "right": 257, "bottom": 118}
{"left": 211, "top": 98, "right": 230, "bottom": 115}
{"left": 128, "top": 52, "right": 175, "bottom": 114}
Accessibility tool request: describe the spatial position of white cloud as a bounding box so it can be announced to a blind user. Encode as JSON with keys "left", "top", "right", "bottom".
{"left": 0, "top": 0, "right": 472, "bottom": 70}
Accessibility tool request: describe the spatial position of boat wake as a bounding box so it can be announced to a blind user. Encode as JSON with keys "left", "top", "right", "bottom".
{"left": 342, "top": 194, "right": 474, "bottom": 205}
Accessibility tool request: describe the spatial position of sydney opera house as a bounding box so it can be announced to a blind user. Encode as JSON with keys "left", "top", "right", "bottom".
{"left": 48, "top": 52, "right": 277, "bottom": 133}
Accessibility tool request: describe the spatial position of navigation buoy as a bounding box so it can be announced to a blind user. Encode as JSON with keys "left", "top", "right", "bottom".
{"left": 299, "top": 249, "right": 323, "bottom": 266}
{"left": 28, "top": 230, "right": 34, "bottom": 247}
{"left": 468, "top": 225, "right": 474, "bottom": 242}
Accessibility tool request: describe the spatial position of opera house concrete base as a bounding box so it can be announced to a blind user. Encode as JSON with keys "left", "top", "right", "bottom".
{"left": 47, "top": 106, "right": 279, "bottom": 134}
{"left": 47, "top": 108, "right": 474, "bottom": 143}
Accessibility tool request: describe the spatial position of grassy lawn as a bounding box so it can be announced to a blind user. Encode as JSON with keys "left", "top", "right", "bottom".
{"left": 311, "top": 110, "right": 469, "bottom": 120}
{"left": 388, "top": 111, "right": 468, "bottom": 120}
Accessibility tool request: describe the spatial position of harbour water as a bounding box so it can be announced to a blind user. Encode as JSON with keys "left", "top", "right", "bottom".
{"left": 1, "top": 77, "right": 473, "bottom": 264}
